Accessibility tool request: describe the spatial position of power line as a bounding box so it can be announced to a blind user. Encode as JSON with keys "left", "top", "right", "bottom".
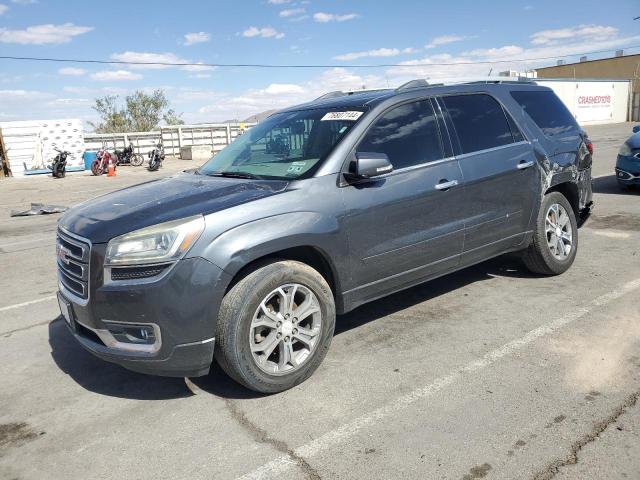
{"left": 0, "top": 45, "right": 639, "bottom": 69}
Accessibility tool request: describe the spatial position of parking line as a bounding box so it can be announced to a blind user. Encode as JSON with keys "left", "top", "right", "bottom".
{"left": 237, "top": 277, "right": 640, "bottom": 480}
{"left": 0, "top": 295, "right": 57, "bottom": 313}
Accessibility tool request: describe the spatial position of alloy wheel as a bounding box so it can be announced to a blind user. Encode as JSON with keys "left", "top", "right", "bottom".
{"left": 249, "top": 283, "right": 322, "bottom": 375}
{"left": 545, "top": 203, "right": 573, "bottom": 260}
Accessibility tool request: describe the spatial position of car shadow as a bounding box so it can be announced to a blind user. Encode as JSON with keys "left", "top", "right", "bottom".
{"left": 50, "top": 255, "right": 535, "bottom": 400}
{"left": 192, "top": 255, "right": 533, "bottom": 399}
{"left": 592, "top": 175, "right": 638, "bottom": 195}
{"left": 49, "top": 319, "right": 193, "bottom": 400}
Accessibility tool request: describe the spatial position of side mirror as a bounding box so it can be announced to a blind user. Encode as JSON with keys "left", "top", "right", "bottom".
{"left": 350, "top": 152, "right": 393, "bottom": 179}
{"left": 633, "top": 125, "right": 640, "bottom": 134}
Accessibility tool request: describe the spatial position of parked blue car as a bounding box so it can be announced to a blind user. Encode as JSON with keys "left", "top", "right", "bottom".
{"left": 616, "top": 125, "right": 640, "bottom": 189}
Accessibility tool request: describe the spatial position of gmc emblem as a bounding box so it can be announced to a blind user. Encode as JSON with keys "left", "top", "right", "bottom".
{"left": 57, "top": 244, "right": 72, "bottom": 265}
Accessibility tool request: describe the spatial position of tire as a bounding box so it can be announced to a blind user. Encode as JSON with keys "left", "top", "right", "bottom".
{"left": 91, "top": 160, "right": 103, "bottom": 176}
{"left": 148, "top": 157, "right": 159, "bottom": 171}
{"left": 215, "top": 260, "right": 335, "bottom": 393}
{"left": 522, "top": 191, "right": 578, "bottom": 275}
{"left": 131, "top": 153, "right": 144, "bottom": 166}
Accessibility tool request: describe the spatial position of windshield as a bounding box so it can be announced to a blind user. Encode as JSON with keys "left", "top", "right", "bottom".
{"left": 198, "top": 107, "right": 366, "bottom": 180}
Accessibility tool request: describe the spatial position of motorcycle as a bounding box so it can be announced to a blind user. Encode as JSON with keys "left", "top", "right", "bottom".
{"left": 91, "top": 149, "right": 116, "bottom": 176}
{"left": 114, "top": 143, "right": 144, "bottom": 167}
{"left": 148, "top": 143, "right": 164, "bottom": 171}
{"left": 48, "top": 148, "right": 70, "bottom": 178}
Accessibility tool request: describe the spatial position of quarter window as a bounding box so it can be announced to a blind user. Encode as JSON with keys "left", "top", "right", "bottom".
{"left": 511, "top": 90, "right": 579, "bottom": 137}
{"left": 358, "top": 100, "right": 444, "bottom": 170}
{"left": 442, "top": 94, "right": 514, "bottom": 154}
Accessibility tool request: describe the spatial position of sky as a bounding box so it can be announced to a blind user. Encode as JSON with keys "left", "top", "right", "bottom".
{"left": 0, "top": 0, "right": 639, "bottom": 128}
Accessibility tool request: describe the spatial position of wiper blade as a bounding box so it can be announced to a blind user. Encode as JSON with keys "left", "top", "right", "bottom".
{"left": 206, "top": 171, "right": 261, "bottom": 180}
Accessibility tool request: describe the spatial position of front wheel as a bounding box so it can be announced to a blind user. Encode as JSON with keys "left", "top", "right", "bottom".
{"left": 215, "top": 260, "right": 335, "bottom": 393}
{"left": 131, "top": 153, "right": 144, "bottom": 166}
{"left": 522, "top": 191, "right": 578, "bottom": 275}
{"left": 91, "top": 160, "right": 103, "bottom": 176}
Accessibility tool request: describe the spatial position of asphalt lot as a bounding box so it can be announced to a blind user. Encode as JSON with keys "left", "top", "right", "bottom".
{"left": 1, "top": 123, "right": 639, "bottom": 480}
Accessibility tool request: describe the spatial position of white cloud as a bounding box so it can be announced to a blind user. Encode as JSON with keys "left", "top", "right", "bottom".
{"left": 333, "top": 47, "right": 422, "bottom": 61}
{"left": 280, "top": 7, "right": 305, "bottom": 17}
{"left": 189, "top": 73, "right": 212, "bottom": 79}
{"left": 313, "top": 12, "right": 359, "bottom": 23}
{"left": 0, "top": 23, "right": 93, "bottom": 44}
{"left": 268, "top": 0, "right": 292, "bottom": 4}
{"left": 462, "top": 45, "right": 524, "bottom": 58}
{"left": 109, "top": 51, "right": 215, "bottom": 73}
{"left": 193, "top": 68, "right": 385, "bottom": 122}
{"left": 182, "top": 62, "right": 216, "bottom": 72}
{"left": 242, "top": 26, "right": 285, "bottom": 39}
{"left": 90, "top": 70, "right": 143, "bottom": 81}
{"left": 10, "top": 0, "right": 37, "bottom": 4}
{"left": 263, "top": 83, "right": 305, "bottom": 95}
{"left": 425, "top": 35, "right": 468, "bottom": 49}
{"left": 0, "top": 4, "right": 8, "bottom": 15}
{"left": 531, "top": 24, "right": 617, "bottom": 45}
{"left": 0, "top": 89, "right": 53, "bottom": 100}
{"left": 334, "top": 48, "right": 400, "bottom": 61}
{"left": 385, "top": 26, "right": 640, "bottom": 83}
{"left": 58, "top": 67, "right": 86, "bottom": 76}
{"left": 110, "top": 51, "right": 186, "bottom": 69}
{"left": 183, "top": 31, "right": 210, "bottom": 46}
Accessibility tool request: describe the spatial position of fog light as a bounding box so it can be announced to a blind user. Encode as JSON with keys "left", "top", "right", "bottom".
{"left": 103, "top": 322, "right": 156, "bottom": 345}
{"left": 96, "top": 321, "right": 161, "bottom": 354}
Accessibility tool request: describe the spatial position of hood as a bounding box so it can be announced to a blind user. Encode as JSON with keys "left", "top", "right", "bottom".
{"left": 626, "top": 131, "right": 640, "bottom": 149}
{"left": 59, "top": 172, "right": 288, "bottom": 243}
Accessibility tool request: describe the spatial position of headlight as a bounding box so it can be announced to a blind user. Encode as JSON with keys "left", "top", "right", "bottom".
{"left": 619, "top": 142, "right": 632, "bottom": 156}
{"left": 105, "top": 215, "right": 205, "bottom": 266}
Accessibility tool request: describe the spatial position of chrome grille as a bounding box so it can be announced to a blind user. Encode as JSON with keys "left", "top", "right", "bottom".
{"left": 57, "top": 229, "right": 90, "bottom": 300}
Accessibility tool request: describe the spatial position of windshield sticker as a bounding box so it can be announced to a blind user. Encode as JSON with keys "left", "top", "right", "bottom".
{"left": 291, "top": 161, "right": 306, "bottom": 166}
{"left": 287, "top": 164, "right": 305, "bottom": 173}
{"left": 321, "top": 111, "right": 363, "bottom": 121}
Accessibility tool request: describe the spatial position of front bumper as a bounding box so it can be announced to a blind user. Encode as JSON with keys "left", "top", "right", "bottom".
{"left": 58, "top": 253, "right": 231, "bottom": 377}
{"left": 616, "top": 155, "right": 640, "bottom": 184}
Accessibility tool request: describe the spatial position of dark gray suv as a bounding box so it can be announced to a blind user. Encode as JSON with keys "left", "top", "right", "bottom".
{"left": 56, "top": 80, "right": 593, "bottom": 393}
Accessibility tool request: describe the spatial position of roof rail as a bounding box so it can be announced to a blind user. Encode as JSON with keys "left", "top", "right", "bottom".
{"left": 393, "top": 77, "right": 537, "bottom": 91}
{"left": 312, "top": 88, "right": 391, "bottom": 102}
{"left": 396, "top": 79, "right": 430, "bottom": 91}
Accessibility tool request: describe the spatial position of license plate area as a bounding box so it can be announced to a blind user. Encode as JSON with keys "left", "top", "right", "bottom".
{"left": 57, "top": 293, "right": 76, "bottom": 332}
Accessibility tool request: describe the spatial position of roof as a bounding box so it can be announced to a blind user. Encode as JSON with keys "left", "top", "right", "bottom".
{"left": 535, "top": 53, "right": 640, "bottom": 71}
{"left": 280, "top": 78, "right": 544, "bottom": 113}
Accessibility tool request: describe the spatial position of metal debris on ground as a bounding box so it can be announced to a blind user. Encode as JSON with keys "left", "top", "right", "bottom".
{"left": 10, "top": 203, "right": 68, "bottom": 217}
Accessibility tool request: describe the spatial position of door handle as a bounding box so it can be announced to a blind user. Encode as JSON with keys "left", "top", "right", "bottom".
{"left": 517, "top": 160, "right": 535, "bottom": 170}
{"left": 435, "top": 179, "right": 458, "bottom": 191}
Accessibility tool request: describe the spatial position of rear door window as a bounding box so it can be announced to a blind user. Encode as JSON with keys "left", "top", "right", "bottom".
{"left": 358, "top": 100, "right": 444, "bottom": 170}
{"left": 511, "top": 90, "right": 579, "bottom": 137}
{"left": 442, "top": 94, "right": 515, "bottom": 154}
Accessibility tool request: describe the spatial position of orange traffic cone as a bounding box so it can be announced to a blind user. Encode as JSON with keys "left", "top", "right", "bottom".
{"left": 107, "top": 156, "right": 116, "bottom": 177}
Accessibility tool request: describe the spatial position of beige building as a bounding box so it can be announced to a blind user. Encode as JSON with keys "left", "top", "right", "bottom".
{"left": 535, "top": 53, "right": 640, "bottom": 120}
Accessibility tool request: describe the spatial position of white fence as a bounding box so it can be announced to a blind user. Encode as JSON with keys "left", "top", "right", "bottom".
{"left": 0, "top": 118, "right": 86, "bottom": 175}
{"left": 84, "top": 123, "right": 256, "bottom": 158}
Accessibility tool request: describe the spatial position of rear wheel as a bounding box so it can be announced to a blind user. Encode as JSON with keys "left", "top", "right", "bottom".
{"left": 215, "top": 260, "right": 335, "bottom": 393}
{"left": 522, "top": 191, "right": 578, "bottom": 275}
